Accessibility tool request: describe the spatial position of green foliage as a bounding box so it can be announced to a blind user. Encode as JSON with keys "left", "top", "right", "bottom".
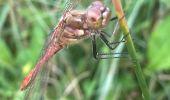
{"left": 0, "top": 39, "right": 13, "bottom": 67}
{"left": 0, "top": 0, "right": 170, "bottom": 99}
{"left": 0, "top": 4, "right": 10, "bottom": 31}
{"left": 147, "top": 15, "right": 170, "bottom": 72}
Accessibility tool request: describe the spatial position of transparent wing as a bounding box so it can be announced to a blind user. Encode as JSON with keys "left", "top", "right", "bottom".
{"left": 53, "top": 0, "right": 80, "bottom": 42}
{"left": 22, "top": 0, "right": 80, "bottom": 99}
{"left": 64, "top": 0, "right": 80, "bottom": 12}
{"left": 42, "top": 0, "right": 80, "bottom": 57}
{"left": 24, "top": 63, "right": 50, "bottom": 100}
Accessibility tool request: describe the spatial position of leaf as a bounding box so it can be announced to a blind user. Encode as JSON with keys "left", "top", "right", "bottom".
{"left": 0, "top": 3, "right": 10, "bottom": 31}
{"left": 83, "top": 80, "right": 97, "bottom": 98}
{"left": 161, "top": 0, "right": 170, "bottom": 5}
{"left": 147, "top": 15, "right": 170, "bottom": 72}
{"left": 29, "top": 23, "right": 46, "bottom": 62}
{"left": 16, "top": 24, "right": 45, "bottom": 71}
{"left": 0, "top": 39, "right": 13, "bottom": 67}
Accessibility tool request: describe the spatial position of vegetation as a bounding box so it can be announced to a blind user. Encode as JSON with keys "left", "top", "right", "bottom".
{"left": 0, "top": 0, "right": 170, "bottom": 99}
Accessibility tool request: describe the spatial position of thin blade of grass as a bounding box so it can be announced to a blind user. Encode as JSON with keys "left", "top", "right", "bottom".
{"left": 112, "top": 0, "right": 150, "bottom": 100}
{"left": 0, "top": 4, "right": 10, "bottom": 32}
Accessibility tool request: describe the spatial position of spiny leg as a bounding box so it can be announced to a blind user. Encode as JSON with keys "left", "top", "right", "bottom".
{"left": 99, "top": 14, "right": 129, "bottom": 50}
{"left": 91, "top": 35, "right": 128, "bottom": 59}
{"left": 91, "top": 15, "right": 129, "bottom": 59}
{"left": 110, "top": 16, "right": 118, "bottom": 21}
{"left": 91, "top": 35, "right": 97, "bottom": 59}
{"left": 111, "top": 13, "right": 125, "bottom": 21}
{"left": 99, "top": 31, "right": 129, "bottom": 50}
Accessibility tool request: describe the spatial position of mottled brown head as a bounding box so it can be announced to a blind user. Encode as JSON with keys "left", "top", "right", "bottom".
{"left": 85, "top": 1, "right": 111, "bottom": 30}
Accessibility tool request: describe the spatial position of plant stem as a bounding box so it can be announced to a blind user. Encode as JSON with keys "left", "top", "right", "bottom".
{"left": 112, "top": 0, "right": 150, "bottom": 100}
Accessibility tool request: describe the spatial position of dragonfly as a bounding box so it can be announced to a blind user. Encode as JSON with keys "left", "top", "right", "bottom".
{"left": 20, "top": 0, "right": 127, "bottom": 94}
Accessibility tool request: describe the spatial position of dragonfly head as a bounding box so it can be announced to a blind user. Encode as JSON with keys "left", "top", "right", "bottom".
{"left": 85, "top": 1, "right": 111, "bottom": 30}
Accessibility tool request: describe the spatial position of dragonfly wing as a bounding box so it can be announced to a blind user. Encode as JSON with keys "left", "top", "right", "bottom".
{"left": 20, "top": 0, "right": 77, "bottom": 90}
{"left": 22, "top": 24, "right": 66, "bottom": 98}
{"left": 20, "top": 0, "right": 82, "bottom": 99}
{"left": 24, "top": 62, "right": 51, "bottom": 100}
{"left": 20, "top": 27, "right": 63, "bottom": 91}
{"left": 64, "top": 0, "right": 80, "bottom": 12}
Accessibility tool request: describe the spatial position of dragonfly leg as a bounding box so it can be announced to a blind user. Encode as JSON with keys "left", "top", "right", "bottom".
{"left": 110, "top": 13, "right": 126, "bottom": 21}
{"left": 91, "top": 35, "right": 98, "bottom": 59}
{"left": 110, "top": 16, "right": 118, "bottom": 21}
{"left": 95, "top": 52, "right": 128, "bottom": 59}
{"left": 99, "top": 31, "right": 129, "bottom": 50}
{"left": 100, "top": 13, "right": 128, "bottom": 50}
{"left": 91, "top": 35, "right": 128, "bottom": 59}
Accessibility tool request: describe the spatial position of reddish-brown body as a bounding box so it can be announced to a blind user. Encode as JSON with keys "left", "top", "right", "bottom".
{"left": 20, "top": 1, "right": 111, "bottom": 90}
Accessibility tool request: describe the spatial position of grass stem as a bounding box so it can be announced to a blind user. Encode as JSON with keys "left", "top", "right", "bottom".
{"left": 112, "top": 0, "right": 150, "bottom": 100}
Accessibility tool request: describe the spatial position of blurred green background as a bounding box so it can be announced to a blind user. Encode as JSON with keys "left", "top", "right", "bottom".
{"left": 0, "top": 0, "right": 170, "bottom": 100}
